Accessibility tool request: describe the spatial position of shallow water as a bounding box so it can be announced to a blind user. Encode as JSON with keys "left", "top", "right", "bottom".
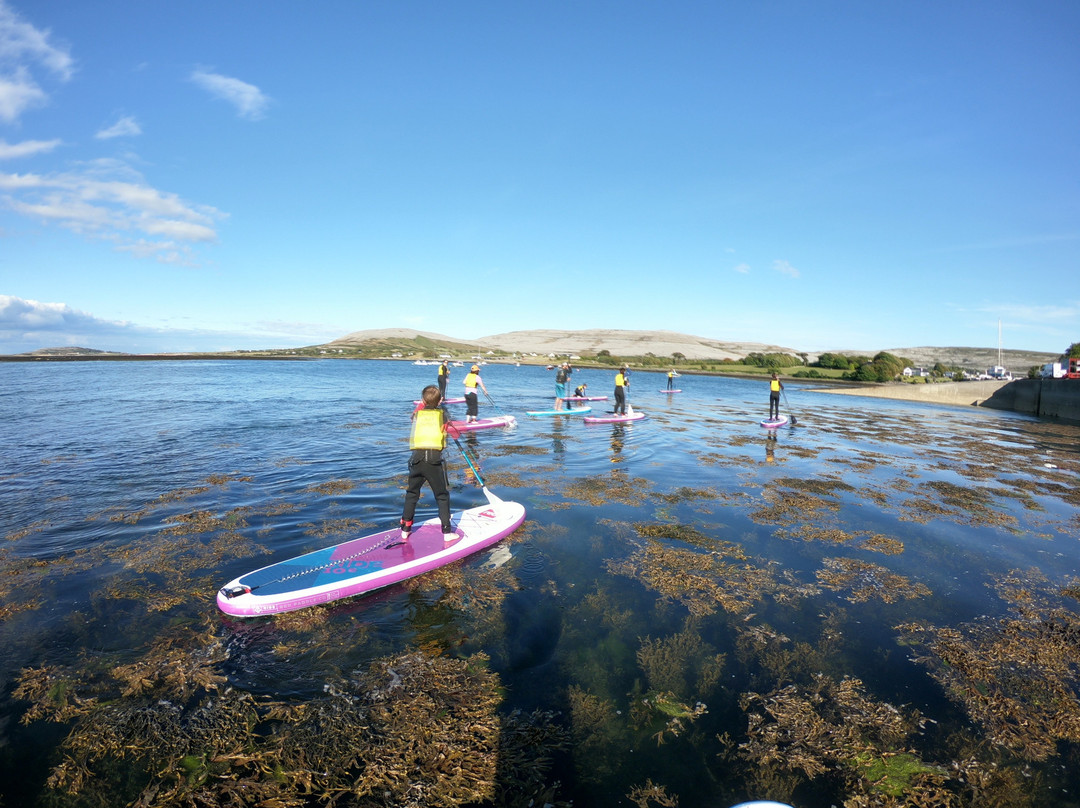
{"left": 1, "top": 359, "right": 1079, "bottom": 807}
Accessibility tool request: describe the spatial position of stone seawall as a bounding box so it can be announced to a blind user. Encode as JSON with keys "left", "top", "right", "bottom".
{"left": 813, "top": 378, "right": 1080, "bottom": 421}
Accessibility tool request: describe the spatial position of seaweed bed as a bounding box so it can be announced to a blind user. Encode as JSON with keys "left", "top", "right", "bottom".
{"left": 2, "top": 385, "right": 1080, "bottom": 808}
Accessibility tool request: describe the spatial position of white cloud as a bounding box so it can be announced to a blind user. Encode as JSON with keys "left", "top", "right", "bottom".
{"left": 95, "top": 115, "right": 141, "bottom": 139}
{"left": 0, "top": 2, "right": 74, "bottom": 79}
{"left": 0, "top": 294, "right": 331, "bottom": 354}
{"left": 773, "top": 259, "right": 800, "bottom": 279}
{"left": 191, "top": 68, "right": 270, "bottom": 120}
{"left": 0, "top": 294, "right": 129, "bottom": 346}
{"left": 733, "top": 263, "right": 750, "bottom": 274}
{"left": 0, "top": 2, "right": 73, "bottom": 123}
{"left": 0, "top": 66, "right": 46, "bottom": 123}
{"left": 0, "top": 137, "right": 61, "bottom": 159}
{"left": 0, "top": 159, "right": 226, "bottom": 262}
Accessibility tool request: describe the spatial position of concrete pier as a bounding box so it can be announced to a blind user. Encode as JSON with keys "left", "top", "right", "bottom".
{"left": 812, "top": 378, "right": 1080, "bottom": 421}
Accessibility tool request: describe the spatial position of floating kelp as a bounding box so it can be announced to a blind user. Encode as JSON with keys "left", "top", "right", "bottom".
{"left": 776, "top": 525, "right": 857, "bottom": 545}
{"left": 0, "top": 550, "right": 47, "bottom": 621}
{"left": 749, "top": 485, "right": 843, "bottom": 527}
{"left": 13, "top": 664, "right": 98, "bottom": 725}
{"left": 857, "top": 533, "right": 904, "bottom": 555}
{"left": 564, "top": 472, "right": 655, "bottom": 507}
{"left": 5, "top": 518, "right": 51, "bottom": 542}
{"left": 896, "top": 567, "right": 1080, "bottom": 761}
{"left": 96, "top": 473, "right": 255, "bottom": 525}
{"left": 300, "top": 516, "right": 376, "bottom": 538}
{"left": 121, "top": 513, "right": 256, "bottom": 578}
{"left": 303, "top": 479, "right": 356, "bottom": 497}
{"left": 650, "top": 486, "right": 721, "bottom": 506}
{"left": 487, "top": 444, "right": 549, "bottom": 457}
{"left": 632, "top": 522, "right": 747, "bottom": 555}
{"left": 817, "top": 557, "right": 931, "bottom": 604}
{"left": 901, "top": 479, "right": 1021, "bottom": 530}
{"left": 608, "top": 541, "right": 776, "bottom": 617}
{"left": 267, "top": 606, "right": 371, "bottom": 663}
{"left": 777, "top": 525, "right": 905, "bottom": 555}
{"left": 480, "top": 470, "right": 531, "bottom": 489}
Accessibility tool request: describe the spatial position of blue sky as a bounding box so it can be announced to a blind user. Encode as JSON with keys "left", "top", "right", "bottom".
{"left": 1, "top": 1, "right": 1077, "bottom": 355}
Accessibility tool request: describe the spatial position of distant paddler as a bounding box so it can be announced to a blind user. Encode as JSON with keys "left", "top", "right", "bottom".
{"left": 768, "top": 372, "right": 783, "bottom": 420}
{"left": 437, "top": 359, "right": 450, "bottom": 398}
{"left": 463, "top": 365, "right": 487, "bottom": 423}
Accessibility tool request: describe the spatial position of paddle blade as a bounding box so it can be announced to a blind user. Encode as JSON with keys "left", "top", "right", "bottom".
{"left": 627, "top": 403, "right": 635, "bottom": 415}
{"left": 482, "top": 486, "right": 504, "bottom": 505}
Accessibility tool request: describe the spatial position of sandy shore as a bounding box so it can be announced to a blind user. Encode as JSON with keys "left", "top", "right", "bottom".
{"left": 809, "top": 380, "right": 1011, "bottom": 407}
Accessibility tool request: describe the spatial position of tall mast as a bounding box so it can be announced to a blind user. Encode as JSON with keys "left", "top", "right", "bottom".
{"left": 998, "top": 319, "right": 1003, "bottom": 366}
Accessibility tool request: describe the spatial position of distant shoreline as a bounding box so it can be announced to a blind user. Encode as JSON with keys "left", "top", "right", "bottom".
{"left": 0, "top": 353, "right": 313, "bottom": 362}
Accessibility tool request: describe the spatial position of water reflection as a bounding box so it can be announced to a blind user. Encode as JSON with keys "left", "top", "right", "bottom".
{"left": 1, "top": 361, "right": 1079, "bottom": 807}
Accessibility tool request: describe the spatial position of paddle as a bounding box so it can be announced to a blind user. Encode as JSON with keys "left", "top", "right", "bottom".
{"left": 781, "top": 388, "right": 798, "bottom": 426}
{"left": 447, "top": 427, "right": 504, "bottom": 505}
{"left": 482, "top": 389, "right": 511, "bottom": 420}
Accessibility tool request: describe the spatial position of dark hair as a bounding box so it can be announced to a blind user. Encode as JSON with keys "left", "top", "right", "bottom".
{"left": 421, "top": 385, "right": 442, "bottom": 407}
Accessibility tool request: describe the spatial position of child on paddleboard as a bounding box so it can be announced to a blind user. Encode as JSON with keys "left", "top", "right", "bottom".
{"left": 768, "top": 373, "right": 784, "bottom": 420}
{"left": 437, "top": 359, "right": 449, "bottom": 398}
{"left": 463, "top": 365, "right": 487, "bottom": 423}
{"left": 614, "top": 367, "right": 629, "bottom": 415}
{"left": 400, "top": 385, "right": 457, "bottom": 543}
{"left": 554, "top": 362, "right": 572, "bottom": 410}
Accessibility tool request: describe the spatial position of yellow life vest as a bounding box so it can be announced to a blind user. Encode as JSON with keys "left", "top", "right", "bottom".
{"left": 770, "top": 379, "right": 781, "bottom": 392}
{"left": 438, "top": 364, "right": 448, "bottom": 377}
{"left": 464, "top": 371, "right": 480, "bottom": 389}
{"left": 410, "top": 408, "right": 446, "bottom": 450}
{"left": 615, "top": 372, "right": 626, "bottom": 387}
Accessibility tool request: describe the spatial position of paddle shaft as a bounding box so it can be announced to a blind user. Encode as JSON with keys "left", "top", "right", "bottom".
{"left": 781, "top": 388, "right": 798, "bottom": 425}
{"left": 448, "top": 431, "right": 487, "bottom": 487}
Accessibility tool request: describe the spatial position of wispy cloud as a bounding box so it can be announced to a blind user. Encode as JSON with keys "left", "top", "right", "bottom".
{"left": 95, "top": 115, "right": 141, "bottom": 139}
{"left": 928, "top": 233, "right": 1080, "bottom": 253}
{"left": 733, "top": 263, "right": 750, "bottom": 274}
{"left": 190, "top": 68, "right": 270, "bottom": 120}
{"left": 969, "top": 301, "right": 1080, "bottom": 326}
{"left": 773, "top": 259, "right": 800, "bottom": 279}
{"left": 0, "top": 137, "right": 61, "bottom": 159}
{"left": 0, "top": 1, "right": 73, "bottom": 124}
{"left": 0, "top": 158, "right": 226, "bottom": 263}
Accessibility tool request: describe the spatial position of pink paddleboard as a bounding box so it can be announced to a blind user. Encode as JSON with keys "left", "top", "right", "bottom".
{"left": 217, "top": 501, "right": 526, "bottom": 616}
{"left": 448, "top": 415, "right": 517, "bottom": 432}
{"left": 583, "top": 411, "right": 646, "bottom": 424}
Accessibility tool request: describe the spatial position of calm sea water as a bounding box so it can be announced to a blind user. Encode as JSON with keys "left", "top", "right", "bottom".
{"left": 1, "top": 359, "right": 1079, "bottom": 807}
